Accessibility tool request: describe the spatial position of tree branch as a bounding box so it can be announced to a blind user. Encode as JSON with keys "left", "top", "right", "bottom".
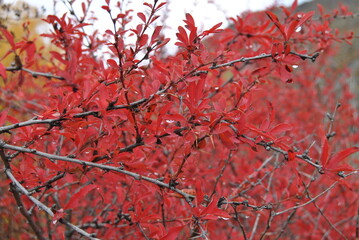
{"left": 210, "top": 51, "right": 320, "bottom": 69}
{"left": 6, "top": 66, "right": 65, "bottom": 80}
{"left": 274, "top": 181, "right": 338, "bottom": 216}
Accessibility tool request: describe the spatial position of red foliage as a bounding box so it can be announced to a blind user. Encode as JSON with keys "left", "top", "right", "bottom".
{"left": 0, "top": 0, "right": 358, "bottom": 239}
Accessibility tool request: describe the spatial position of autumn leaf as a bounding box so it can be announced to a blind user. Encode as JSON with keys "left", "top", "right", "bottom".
{"left": 65, "top": 185, "right": 98, "bottom": 209}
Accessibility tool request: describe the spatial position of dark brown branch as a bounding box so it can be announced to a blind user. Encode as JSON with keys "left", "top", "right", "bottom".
{"left": 28, "top": 172, "right": 66, "bottom": 195}
{"left": 210, "top": 51, "right": 320, "bottom": 69}
{"left": 0, "top": 117, "right": 60, "bottom": 133}
{"left": 209, "top": 152, "right": 232, "bottom": 199}
{"left": 274, "top": 209, "right": 297, "bottom": 240}
{"left": 289, "top": 51, "right": 319, "bottom": 62}
{"left": 219, "top": 199, "right": 273, "bottom": 211}
{"left": 137, "top": 223, "right": 150, "bottom": 240}
{"left": 211, "top": 53, "right": 272, "bottom": 69}
{"left": 119, "top": 141, "right": 144, "bottom": 153}
{"left": 6, "top": 66, "right": 65, "bottom": 80}
{"left": 259, "top": 211, "right": 275, "bottom": 240}
{"left": 232, "top": 204, "right": 248, "bottom": 240}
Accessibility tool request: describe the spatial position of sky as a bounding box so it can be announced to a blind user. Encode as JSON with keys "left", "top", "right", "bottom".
{"left": 3, "top": 0, "right": 312, "bottom": 54}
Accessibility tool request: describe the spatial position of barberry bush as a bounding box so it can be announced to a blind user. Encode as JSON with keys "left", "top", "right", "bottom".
{"left": 0, "top": 0, "right": 358, "bottom": 239}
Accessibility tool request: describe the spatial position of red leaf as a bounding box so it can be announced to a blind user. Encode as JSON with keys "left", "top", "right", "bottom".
{"left": 185, "top": 13, "right": 195, "bottom": 28}
{"left": 65, "top": 185, "right": 97, "bottom": 209}
{"left": 330, "top": 163, "right": 354, "bottom": 172}
{"left": 218, "top": 131, "right": 237, "bottom": 149}
{"left": 291, "top": 0, "right": 298, "bottom": 12}
{"left": 287, "top": 150, "right": 296, "bottom": 161}
{"left": 107, "top": 59, "right": 118, "bottom": 68}
{"left": 265, "top": 11, "right": 286, "bottom": 39}
{"left": 317, "top": 4, "right": 324, "bottom": 17}
{"left": 0, "top": 109, "right": 9, "bottom": 126}
{"left": 176, "top": 26, "right": 189, "bottom": 46}
{"left": 328, "top": 147, "right": 359, "bottom": 170}
{"left": 151, "top": 26, "right": 162, "bottom": 44}
{"left": 0, "top": 62, "right": 7, "bottom": 81}
{"left": 200, "top": 198, "right": 231, "bottom": 220}
{"left": 101, "top": 5, "right": 110, "bottom": 11}
{"left": 160, "top": 225, "right": 185, "bottom": 240}
{"left": 137, "top": 12, "right": 146, "bottom": 23}
{"left": 284, "top": 43, "right": 291, "bottom": 55}
{"left": 81, "top": 2, "right": 86, "bottom": 15}
{"left": 285, "top": 21, "right": 299, "bottom": 40}
{"left": 210, "top": 22, "right": 223, "bottom": 31}
{"left": 44, "top": 159, "right": 63, "bottom": 172}
{"left": 143, "top": 2, "right": 153, "bottom": 9}
{"left": 195, "top": 179, "right": 205, "bottom": 206}
{"left": 138, "top": 34, "right": 149, "bottom": 47}
{"left": 265, "top": 11, "right": 279, "bottom": 23}
{"left": 155, "top": 2, "right": 167, "bottom": 11}
{"left": 270, "top": 123, "right": 292, "bottom": 136}
{"left": 0, "top": 27, "right": 16, "bottom": 50}
{"left": 150, "top": 15, "right": 160, "bottom": 24}
{"left": 296, "top": 11, "right": 314, "bottom": 29}
{"left": 156, "top": 102, "right": 173, "bottom": 134}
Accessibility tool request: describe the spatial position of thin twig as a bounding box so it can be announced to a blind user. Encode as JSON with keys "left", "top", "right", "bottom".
{"left": 28, "top": 172, "right": 66, "bottom": 195}
{"left": 301, "top": 179, "right": 347, "bottom": 239}
{"left": 249, "top": 213, "right": 261, "bottom": 240}
{"left": 322, "top": 215, "right": 357, "bottom": 240}
{"left": 326, "top": 102, "right": 341, "bottom": 139}
{"left": 259, "top": 211, "right": 275, "bottom": 240}
{"left": 274, "top": 209, "right": 297, "bottom": 240}
{"left": 209, "top": 152, "right": 232, "bottom": 199}
{"left": 274, "top": 181, "right": 338, "bottom": 216}
{"left": 211, "top": 51, "right": 319, "bottom": 69}
{"left": 232, "top": 205, "right": 248, "bottom": 240}
{"left": 226, "top": 124, "right": 322, "bottom": 169}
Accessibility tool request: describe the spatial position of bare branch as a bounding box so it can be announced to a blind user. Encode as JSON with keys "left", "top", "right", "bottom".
{"left": 28, "top": 172, "right": 66, "bottom": 195}
{"left": 0, "top": 117, "right": 60, "bottom": 133}
{"left": 274, "top": 181, "right": 339, "bottom": 216}
{"left": 232, "top": 204, "right": 248, "bottom": 240}
{"left": 6, "top": 66, "right": 65, "bottom": 80}
{"left": 211, "top": 51, "right": 320, "bottom": 69}
{"left": 274, "top": 209, "right": 297, "bottom": 240}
